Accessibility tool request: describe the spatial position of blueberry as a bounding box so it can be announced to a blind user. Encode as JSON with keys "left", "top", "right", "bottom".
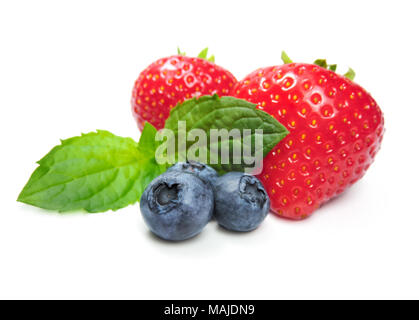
{"left": 213, "top": 172, "right": 270, "bottom": 232}
{"left": 167, "top": 160, "right": 218, "bottom": 187}
{"left": 140, "top": 171, "right": 214, "bottom": 241}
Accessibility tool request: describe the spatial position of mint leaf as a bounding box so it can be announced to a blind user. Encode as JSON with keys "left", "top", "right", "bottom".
{"left": 18, "top": 95, "right": 288, "bottom": 213}
{"left": 163, "top": 95, "right": 289, "bottom": 173}
{"left": 137, "top": 122, "right": 168, "bottom": 191}
{"left": 18, "top": 126, "right": 165, "bottom": 213}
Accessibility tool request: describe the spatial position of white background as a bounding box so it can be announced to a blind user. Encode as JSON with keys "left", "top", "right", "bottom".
{"left": 1, "top": 0, "right": 418, "bottom": 299}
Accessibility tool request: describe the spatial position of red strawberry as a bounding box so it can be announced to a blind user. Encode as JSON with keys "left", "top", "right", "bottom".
{"left": 233, "top": 52, "right": 384, "bottom": 220}
{"left": 131, "top": 48, "right": 237, "bottom": 130}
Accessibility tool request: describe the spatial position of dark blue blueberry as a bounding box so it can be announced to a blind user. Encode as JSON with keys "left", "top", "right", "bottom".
{"left": 167, "top": 160, "right": 218, "bottom": 187}
{"left": 140, "top": 171, "right": 214, "bottom": 241}
{"left": 214, "top": 172, "right": 270, "bottom": 232}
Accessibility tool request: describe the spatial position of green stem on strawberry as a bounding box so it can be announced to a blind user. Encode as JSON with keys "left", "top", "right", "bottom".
{"left": 313, "top": 59, "right": 328, "bottom": 68}
{"left": 343, "top": 68, "right": 356, "bottom": 81}
{"left": 177, "top": 47, "right": 186, "bottom": 56}
{"left": 313, "top": 59, "right": 355, "bottom": 80}
{"left": 177, "top": 47, "right": 215, "bottom": 62}
{"left": 197, "top": 47, "right": 209, "bottom": 59}
{"left": 197, "top": 47, "right": 215, "bottom": 62}
{"left": 282, "top": 51, "right": 356, "bottom": 81}
{"left": 281, "top": 51, "right": 293, "bottom": 64}
{"left": 313, "top": 58, "right": 342, "bottom": 73}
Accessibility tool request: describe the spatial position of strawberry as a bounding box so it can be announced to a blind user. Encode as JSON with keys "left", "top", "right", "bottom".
{"left": 233, "top": 52, "right": 384, "bottom": 220}
{"left": 131, "top": 48, "right": 237, "bottom": 130}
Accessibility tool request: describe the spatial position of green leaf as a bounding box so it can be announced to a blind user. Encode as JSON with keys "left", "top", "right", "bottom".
{"left": 281, "top": 51, "right": 293, "bottom": 64}
{"left": 137, "top": 122, "right": 169, "bottom": 189}
{"left": 18, "top": 126, "right": 165, "bottom": 213}
{"left": 344, "top": 67, "right": 356, "bottom": 81}
{"left": 164, "top": 95, "right": 289, "bottom": 173}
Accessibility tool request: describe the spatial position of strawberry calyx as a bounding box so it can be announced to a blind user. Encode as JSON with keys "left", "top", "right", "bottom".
{"left": 281, "top": 51, "right": 293, "bottom": 64}
{"left": 313, "top": 59, "right": 337, "bottom": 72}
{"left": 343, "top": 68, "right": 356, "bottom": 81}
{"left": 177, "top": 47, "right": 215, "bottom": 63}
{"left": 177, "top": 47, "right": 186, "bottom": 56}
{"left": 197, "top": 47, "right": 215, "bottom": 63}
{"left": 281, "top": 51, "right": 356, "bottom": 81}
